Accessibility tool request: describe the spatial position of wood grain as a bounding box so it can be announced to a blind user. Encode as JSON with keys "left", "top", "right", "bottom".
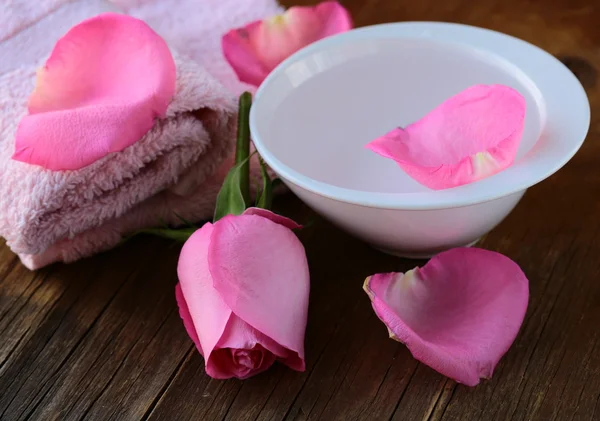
{"left": 2, "top": 0, "right": 600, "bottom": 419}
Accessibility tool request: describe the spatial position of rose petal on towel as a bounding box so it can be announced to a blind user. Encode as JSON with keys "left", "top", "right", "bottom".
{"left": 12, "top": 12, "right": 176, "bottom": 170}
{"left": 363, "top": 247, "right": 529, "bottom": 386}
{"left": 222, "top": 1, "right": 352, "bottom": 86}
{"left": 208, "top": 213, "right": 310, "bottom": 370}
{"left": 366, "top": 84, "right": 526, "bottom": 190}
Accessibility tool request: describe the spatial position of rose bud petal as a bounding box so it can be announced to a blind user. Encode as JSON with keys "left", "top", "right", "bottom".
{"left": 222, "top": 1, "right": 353, "bottom": 86}
{"left": 366, "top": 84, "right": 526, "bottom": 190}
{"left": 176, "top": 208, "right": 309, "bottom": 379}
{"left": 12, "top": 13, "right": 176, "bottom": 171}
{"left": 363, "top": 247, "right": 529, "bottom": 386}
{"left": 242, "top": 206, "right": 302, "bottom": 230}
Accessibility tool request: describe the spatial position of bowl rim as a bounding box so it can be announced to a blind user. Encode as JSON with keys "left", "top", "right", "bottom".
{"left": 249, "top": 21, "right": 590, "bottom": 210}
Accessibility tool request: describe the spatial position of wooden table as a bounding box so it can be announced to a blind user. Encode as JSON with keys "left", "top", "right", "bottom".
{"left": 1, "top": 0, "right": 599, "bottom": 419}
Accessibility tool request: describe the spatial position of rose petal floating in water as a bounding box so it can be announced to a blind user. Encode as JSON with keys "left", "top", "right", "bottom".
{"left": 366, "top": 84, "right": 526, "bottom": 190}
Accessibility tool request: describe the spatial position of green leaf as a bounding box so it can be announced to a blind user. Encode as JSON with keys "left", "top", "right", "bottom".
{"left": 256, "top": 156, "right": 273, "bottom": 210}
{"left": 213, "top": 153, "right": 255, "bottom": 222}
{"left": 235, "top": 92, "right": 253, "bottom": 206}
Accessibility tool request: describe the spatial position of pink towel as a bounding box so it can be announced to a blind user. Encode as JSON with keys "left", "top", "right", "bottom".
{"left": 0, "top": 0, "right": 283, "bottom": 270}
{"left": 110, "top": 0, "right": 283, "bottom": 94}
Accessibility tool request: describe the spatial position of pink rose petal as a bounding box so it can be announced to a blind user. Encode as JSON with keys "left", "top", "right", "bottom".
{"left": 176, "top": 223, "right": 233, "bottom": 375}
{"left": 363, "top": 247, "right": 529, "bottom": 386}
{"left": 210, "top": 314, "right": 292, "bottom": 379}
{"left": 175, "top": 283, "right": 203, "bottom": 354}
{"left": 208, "top": 213, "right": 309, "bottom": 371}
{"left": 242, "top": 207, "right": 302, "bottom": 230}
{"left": 12, "top": 12, "right": 176, "bottom": 170}
{"left": 366, "top": 84, "right": 526, "bottom": 190}
{"left": 222, "top": 1, "right": 353, "bottom": 86}
{"left": 209, "top": 344, "right": 276, "bottom": 380}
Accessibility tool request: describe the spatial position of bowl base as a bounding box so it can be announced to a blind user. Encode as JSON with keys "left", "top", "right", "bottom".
{"left": 373, "top": 238, "right": 482, "bottom": 259}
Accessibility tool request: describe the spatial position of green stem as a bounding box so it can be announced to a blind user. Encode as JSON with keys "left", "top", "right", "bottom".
{"left": 235, "top": 92, "right": 252, "bottom": 206}
{"left": 121, "top": 226, "right": 197, "bottom": 245}
{"left": 135, "top": 227, "right": 197, "bottom": 242}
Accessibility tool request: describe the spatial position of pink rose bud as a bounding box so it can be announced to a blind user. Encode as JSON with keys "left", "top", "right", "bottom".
{"left": 175, "top": 208, "right": 309, "bottom": 379}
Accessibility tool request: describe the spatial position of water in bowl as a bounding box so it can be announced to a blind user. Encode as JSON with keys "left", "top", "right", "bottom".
{"left": 263, "top": 38, "right": 543, "bottom": 194}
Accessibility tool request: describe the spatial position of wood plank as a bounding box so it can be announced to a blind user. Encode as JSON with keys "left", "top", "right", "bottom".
{"left": 17, "top": 240, "right": 188, "bottom": 421}
{"left": 0, "top": 238, "right": 163, "bottom": 420}
{"left": 0, "top": 264, "right": 52, "bottom": 372}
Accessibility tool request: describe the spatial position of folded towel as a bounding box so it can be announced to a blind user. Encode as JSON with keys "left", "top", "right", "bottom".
{"left": 0, "top": 0, "right": 283, "bottom": 95}
{"left": 0, "top": 0, "right": 280, "bottom": 270}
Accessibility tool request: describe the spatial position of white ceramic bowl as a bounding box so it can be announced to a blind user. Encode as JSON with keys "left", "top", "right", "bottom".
{"left": 249, "top": 22, "right": 590, "bottom": 258}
